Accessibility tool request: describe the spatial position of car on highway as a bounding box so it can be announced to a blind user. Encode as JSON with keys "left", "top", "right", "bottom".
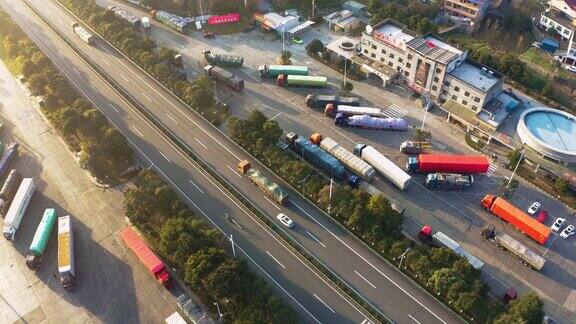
{"left": 527, "top": 201, "right": 541, "bottom": 215}
{"left": 536, "top": 210, "right": 548, "bottom": 223}
{"left": 551, "top": 217, "right": 566, "bottom": 232}
{"left": 560, "top": 224, "right": 575, "bottom": 239}
{"left": 277, "top": 213, "right": 294, "bottom": 228}
{"left": 176, "top": 293, "right": 202, "bottom": 322}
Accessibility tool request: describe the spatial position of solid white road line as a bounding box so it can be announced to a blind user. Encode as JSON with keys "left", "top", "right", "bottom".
{"left": 131, "top": 125, "right": 144, "bottom": 137}
{"left": 314, "top": 293, "right": 336, "bottom": 314}
{"left": 189, "top": 179, "right": 204, "bottom": 194}
{"left": 266, "top": 251, "right": 286, "bottom": 269}
{"left": 119, "top": 74, "right": 130, "bottom": 82}
{"left": 306, "top": 230, "right": 326, "bottom": 247}
{"left": 264, "top": 197, "right": 281, "bottom": 210}
{"left": 270, "top": 112, "right": 281, "bottom": 120}
{"left": 355, "top": 270, "right": 376, "bottom": 289}
{"left": 166, "top": 114, "right": 178, "bottom": 124}
{"left": 72, "top": 66, "right": 80, "bottom": 75}
{"left": 158, "top": 151, "right": 171, "bottom": 163}
{"left": 227, "top": 165, "right": 242, "bottom": 178}
{"left": 109, "top": 103, "right": 120, "bottom": 113}
{"left": 408, "top": 314, "right": 422, "bottom": 324}
{"left": 141, "top": 92, "right": 153, "bottom": 102}
{"left": 194, "top": 138, "right": 208, "bottom": 149}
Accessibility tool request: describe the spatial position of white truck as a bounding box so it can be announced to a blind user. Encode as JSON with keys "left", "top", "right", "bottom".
{"left": 71, "top": 22, "right": 95, "bottom": 44}
{"left": 433, "top": 231, "right": 484, "bottom": 270}
{"left": 3, "top": 178, "right": 35, "bottom": 241}
{"left": 325, "top": 104, "right": 382, "bottom": 117}
{"left": 320, "top": 137, "right": 375, "bottom": 182}
{"left": 353, "top": 144, "right": 411, "bottom": 190}
{"left": 58, "top": 215, "right": 76, "bottom": 290}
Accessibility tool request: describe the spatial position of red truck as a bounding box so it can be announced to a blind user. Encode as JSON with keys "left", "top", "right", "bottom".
{"left": 481, "top": 194, "right": 551, "bottom": 245}
{"left": 120, "top": 227, "right": 172, "bottom": 288}
{"left": 407, "top": 154, "right": 489, "bottom": 173}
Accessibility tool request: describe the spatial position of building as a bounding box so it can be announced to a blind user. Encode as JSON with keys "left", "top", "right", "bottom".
{"left": 342, "top": 1, "right": 369, "bottom": 17}
{"left": 323, "top": 10, "right": 360, "bottom": 34}
{"left": 540, "top": 0, "right": 576, "bottom": 65}
{"left": 442, "top": 0, "right": 490, "bottom": 33}
{"left": 253, "top": 12, "right": 299, "bottom": 33}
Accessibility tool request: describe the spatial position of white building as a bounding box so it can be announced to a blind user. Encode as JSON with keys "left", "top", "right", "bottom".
{"left": 540, "top": 0, "right": 576, "bottom": 65}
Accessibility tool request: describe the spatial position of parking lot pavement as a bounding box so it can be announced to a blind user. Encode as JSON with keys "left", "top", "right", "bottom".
{"left": 0, "top": 59, "right": 181, "bottom": 323}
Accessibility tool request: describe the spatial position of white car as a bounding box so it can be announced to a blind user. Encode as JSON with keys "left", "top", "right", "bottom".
{"left": 551, "top": 217, "right": 566, "bottom": 232}
{"left": 277, "top": 213, "right": 294, "bottom": 228}
{"left": 564, "top": 65, "right": 576, "bottom": 73}
{"left": 560, "top": 224, "right": 575, "bottom": 239}
{"left": 527, "top": 201, "right": 541, "bottom": 215}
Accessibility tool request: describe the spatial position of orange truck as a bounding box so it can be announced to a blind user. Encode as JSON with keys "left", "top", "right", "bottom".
{"left": 481, "top": 194, "right": 551, "bottom": 245}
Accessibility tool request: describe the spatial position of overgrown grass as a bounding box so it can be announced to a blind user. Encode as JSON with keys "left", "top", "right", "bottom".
{"left": 0, "top": 45, "right": 22, "bottom": 75}
{"left": 521, "top": 48, "right": 558, "bottom": 71}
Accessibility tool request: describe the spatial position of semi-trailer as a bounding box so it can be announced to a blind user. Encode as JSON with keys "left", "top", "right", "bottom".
{"left": 424, "top": 229, "right": 484, "bottom": 270}
{"left": 354, "top": 144, "right": 411, "bottom": 190}
{"left": 481, "top": 194, "right": 551, "bottom": 245}
{"left": 120, "top": 227, "right": 173, "bottom": 288}
{"left": 277, "top": 74, "right": 327, "bottom": 87}
{"left": 425, "top": 173, "right": 473, "bottom": 190}
{"left": 26, "top": 208, "right": 57, "bottom": 270}
{"left": 57, "top": 215, "right": 75, "bottom": 290}
{"left": 325, "top": 104, "right": 382, "bottom": 117}
{"left": 258, "top": 65, "right": 309, "bottom": 78}
{"left": 0, "top": 169, "right": 21, "bottom": 215}
{"left": 150, "top": 10, "right": 191, "bottom": 33}
{"left": 305, "top": 94, "right": 359, "bottom": 108}
{"left": 0, "top": 142, "right": 19, "bottom": 179}
{"left": 3, "top": 178, "right": 35, "bottom": 241}
{"left": 71, "top": 22, "right": 95, "bottom": 44}
{"left": 407, "top": 154, "right": 490, "bottom": 174}
{"left": 204, "top": 65, "right": 244, "bottom": 91}
{"left": 203, "top": 50, "right": 244, "bottom": 68}
{"left": 399, "top": 141, "right": 431, "bottom": 154}
{"left": 238, "top": 160, "right": 289, "bottom": 205}
{"left": 108, "top": 6, "right": 141, "bottom": 27}
{"left": 319, "top": 136, "right": 375, "bottom": 182}
{"left": 336, "top": 113, "right": 408, "bottom": 131}
{"left": 481, "top": 226, "right": 546, "bottom": 270}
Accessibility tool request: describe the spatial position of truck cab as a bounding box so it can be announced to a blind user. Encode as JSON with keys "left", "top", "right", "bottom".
{"left": 347, "top": 175, "right": 361, "bottom": 188}
{"left": 480, "top": 194, "right": 496, "bottom": 210}
{"left": 399, "top": 141, "right": 431, "bottom": 154}
{"left": 405, "top": 156, "right": 419, "bottom": 172}
{"left": 418, "top": 225, "right": 433, "bottom": 243}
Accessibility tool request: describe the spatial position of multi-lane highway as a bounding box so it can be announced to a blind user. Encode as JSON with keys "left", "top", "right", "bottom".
{"left": 0, "top": 0, "right": 468, "bottom": 322}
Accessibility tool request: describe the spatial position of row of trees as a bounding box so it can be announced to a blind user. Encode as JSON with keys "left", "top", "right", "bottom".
{"left": 124, "top": 170, "right": 298, "bottom": 323}
{"left": 0, "top": 10, "right": 133, "bottom": 183}
{"left": 367, "top": 0, "right": 439, "bottom": 34}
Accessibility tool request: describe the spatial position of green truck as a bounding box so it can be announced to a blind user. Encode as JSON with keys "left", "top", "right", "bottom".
{"left": 238, "top": 160, "right": 288, "bottom": 205}
{"left": 26, "top": 208, "right": 57, "bottom": 270}
{"left": 202, "top": 50, "right": 244, "bottom": 68}
{"left": 258, "top": 65, "right": 309, "bottom": 78}
{"left": 276, "top": 74, "right": 327, "bottom": 88}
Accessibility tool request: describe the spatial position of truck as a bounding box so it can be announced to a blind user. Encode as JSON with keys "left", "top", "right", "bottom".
{"left": 325, "top": 104, "right": 382, "bottom": 117}
{"left": 203, "top": 50, "right": 244, "bottom": 68}
{"left": 481, "top": 194, "right": 551, "bottom": 245}
{"left": 258, "top": 65, "right": 309, "bottom": 78}
{"left": 419, "top": 227, "right": 484, "bottom": 270}
{"left": 481, "top": 226, "right": 546, "bottom": 271}
{"left": 3, "top": 178, "right": 35, "bottom": 241}
{"left": 276, "top": 74, "right": 327, "bottom": 88}
{"left": 319, "top": 137, "right": 375, "bottom": 182}
{"left": 305, "top": 94, "right": 359, "bottom": 109}
{"left": 26, "top": 208, "right": 58, "bottom": 270}
{"left": 141, "top": 17, "right": 151, "bottom": 29}
{"left": 336, "top": 114, "right": 408, "bottom": 131}
{"left": 108, "top": 6, "right": 141, "bottom": 27}
{"left": 354, "top": 144, "right": 411, "bottom": 190}
{"left": 120, "top": 226, "right": 173, "bottom": 288}
{"left": 204, "top": 65, "right": 244, "bottom": 92}
{"left": 407, "top": 154, "right": 489, "bottom": 174}
{"left": 238, "top": 160, "right": 289, "bottom": 205}
{"left": 71, "top": 22, "right": 95, "bottom": 45}
{"left": 0, "top": 142, "right": 19, "bottom": 179}
{"left": 0, "top": 169, "right": 22, "bottom": 215}
{"left": 425, "top": 173, "right": 473, "bottom": 190}
{"left": 57, "top": 215, "right": 75, "bottom": 290}
{"left": 150, "top": 10, "right": 191, "bottom": 33}
{"left": 399, "top": 141, "right": 431, "bottom": 154}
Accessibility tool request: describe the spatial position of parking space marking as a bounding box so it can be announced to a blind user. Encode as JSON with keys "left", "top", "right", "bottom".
{"left": 266, "top": 251, "right": 286, "bottom": 269}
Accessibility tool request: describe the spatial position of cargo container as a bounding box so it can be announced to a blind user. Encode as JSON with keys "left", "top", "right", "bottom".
{"left": 0, "top": 169, "right": 22, "bottom": 214}
{"left": 258, "top": 65, "right": 309, "bottom": 78}
{"left": 203, "top": 50, "right": 244, "bottom": 68}
{"left": 238, "top": 160, "right": 289, "bottom": 205}
{"left": 481, "top": 194, "right": 551, "bottom": 245}
{"left": 141, "top": 17, "right": 151, "bottom": 29}
{"left": 108, "top": 6, "right": 141, "bottom": 27}
{"left": 0, "top": 142, "right": 18, "bottom": 179}
{"left": 325, "top": 104, "right": 382, "bottom": 117}
{"left": 431, "top": 231, "right": 484, "bottom": 270}
{"left": 305, "top": 94, "right": 359, "bottom": 108}
{"left": 204, "top": 65, "right": 244, "bottom": 91}
{"left": 120, "top": 227, "right": 172, "bottom": 288}
{"left": 150, "top": 10, "right": 191, "bottom": 33}
{"left": 481, "top": 226, "right": 546, "bottom": 271}
{"left": 71, "top": 22, "right": 94, "bottom": 44}
{"left": 425, "top": 173, "right": 473, "bottom": 190}
{"left": 3, "top": 178, "right": 35, "bottom": 241}
{"left": 320, "top": 137, "right": 375, "bottom": 181}
{"left": 26, "top": 208, "right": 57, "bottom": 270}
{"left": 58, "top": 215, "right": 75, "bottom": 290}
{"left": 407, "top": 154, "right": 489, "bottom": 174}
{"left": 336, "top": 114, "right": 408, "bottom": 131}
{"left": 354, "top": 144, "right": 411, "bottom": 190}
{"left": 399, "top": 141, "right": 431, "bottom": 154}
{"left": 277, "top": 74, "right": 327, "bottom": 88}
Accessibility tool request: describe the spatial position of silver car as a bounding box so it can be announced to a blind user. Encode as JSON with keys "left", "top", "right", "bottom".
{"left": 277, "top": 213, "right": 295, "bottom": 228}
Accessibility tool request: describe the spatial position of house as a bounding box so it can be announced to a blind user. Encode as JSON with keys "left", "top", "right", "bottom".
{"left": 342, "top": 1, "right": 369, "bottom": 17}
{"left": 539, "top": 0, "right": 576, "bottom": 65}
{"left": 442, "top": 0, "right": 490, "bottom": 33}
{"left": 323, "top": 10, "right": 360, "bottom": 34}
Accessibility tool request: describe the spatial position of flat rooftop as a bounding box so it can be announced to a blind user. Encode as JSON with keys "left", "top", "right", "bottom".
{"left": 407, "top": 35, "right": 461, "bottom": 65}
{"left": 374, "top": 23, "right": 415, "bottom": 44}
{"left": 448, "top": 61, "right": 501, "bottom": 92}
{"left": 423, "top": 36, "right": 462, "bottom": 56}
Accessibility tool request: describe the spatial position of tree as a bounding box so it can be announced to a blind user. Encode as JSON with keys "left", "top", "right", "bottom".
{"left": 413, "top": 128, "right": 432, "bottom": 141}
{"left": 505, "top": 293, "right": 544, "bottom": 324}
{"left": 306, "top": 39, "right": 324, "bottom": 55}
{"left": 554, "top": 177, "right": 569, "bottom": 193}
{"left": 506, "top": 149, "right": 523, "bottom": 170}
{"left": 206, "top": 259, "right": 253, "bottom": 301}
{"left": 279, "top": 50, "right": 292, "bottom": 65}
{"left": 341, "top": 80, "right": 353, "bottom": 94}
{"left": 184, "top": 247, "right": 227, "bottom": 286}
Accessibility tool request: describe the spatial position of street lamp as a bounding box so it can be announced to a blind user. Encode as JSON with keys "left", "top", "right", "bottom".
{"left": 397, "top": 247, "right": 410, "bottom": 269}
{"left": 214, "top": 302, "right": 222, "bottom": 318}
{"left": 506, "top": 144, "right": 525, "bottom": 190}
{"left": 328, "top": 178, "right": 333, "bottom": 213}
{"left": 229, "top": 234, "right": 236, "bottom": 258}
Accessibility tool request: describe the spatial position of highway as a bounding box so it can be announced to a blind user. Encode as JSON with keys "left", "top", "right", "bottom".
{"left": 2, "top": 0, "right": 467, "bottom": 322}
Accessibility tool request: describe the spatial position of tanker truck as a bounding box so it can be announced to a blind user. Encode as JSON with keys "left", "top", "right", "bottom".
{"left": 335, "top": 113, "right": 408, "bottom": 131}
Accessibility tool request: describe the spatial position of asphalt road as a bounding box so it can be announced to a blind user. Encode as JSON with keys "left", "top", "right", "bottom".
{"left": 1, "top": 0, "right": 467, "bottom": 323}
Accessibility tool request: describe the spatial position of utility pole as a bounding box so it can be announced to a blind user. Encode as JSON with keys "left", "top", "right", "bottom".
{"left": 312, "top": 0, "right": 315, "bottom": 20}
{"left": 343, "top": 58, "right": 348, "bottom": 93}
{"left": 213, "top": 81, "right": 218, "bottom": 103}
{"left": 398, "top": 247, "right": 410, "bottom": 269}
{"left": 506, "top": 146, "right": 524, "bottom": 190}
{"left": 421, "top": 93, "right": 430, "bottom": 131}
{"left": 214, "top": 302, "right": 222, "bottom": 318}
{"left": 198, "top": 0, "right": 204, "bottom": 17}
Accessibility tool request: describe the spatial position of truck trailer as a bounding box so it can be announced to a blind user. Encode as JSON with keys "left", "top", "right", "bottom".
{"left": 336, "top": 113, "right": 408, "bottom": 131}
{"left": 26, "top": 208, "right": 57, "bottom": 270}
{"left": 407, "top": 154, "right": 489, "bottom": 174}
{"left": 399, "top": 141, "right": 431, "bottom": 154}
{"left": 481, "top": 194, "right": 550, "bottom": 245}
{"left": 0, "top": 143, "right": 19, "bottom": 179}
{"left": 150, "top": 10, "right": 191, "bottom": 33}
{"left": 0, "top": 169, "right": 22, "bottom": 215}
{"left": 258, "top": 65, "right": 309, "bottom": 78}
{"left": 238, "top": 160, "right": 289, "bottom": 205}
{"left": 319, "top": 137, "right": 375, "bottom": 182}
{"left": 108, "top": 6, "right": 141, "bottom": 27}
{"left": 3, "top": 178, "right": 35, "bottom": 241}
{"left": 305, "top": 94, "right": 359, "bottom": 109}
{"left": 425, "top": 173, "right": 473, "bottom": 190}
{"left": 277, "top": 74, "right": 327, "bottom": 88}
{"left": 354, "top": 144, "right": 411, "bottom": 190}
{"left": 325, "top": 104, "right": 382, "bottom": 117}
{"left": 203, "top": 50, "right": 244, "bottom": 68}
{"left": 481, "top": 226, "right": 546, "bottom": 270}
{"left": 204, "top": 65, "right": 244, "bottom": 91}
{"left": 120, "top": 227, "right": 173, "bottom": 288}
{"left": 58, "top": 215, "right": 75, "bottom": 290}
{"left": 71, "top": 22, "right": 95, "bottom": 44}
{"left": 431, "top": 230, "right": 484, "bottom": 270}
